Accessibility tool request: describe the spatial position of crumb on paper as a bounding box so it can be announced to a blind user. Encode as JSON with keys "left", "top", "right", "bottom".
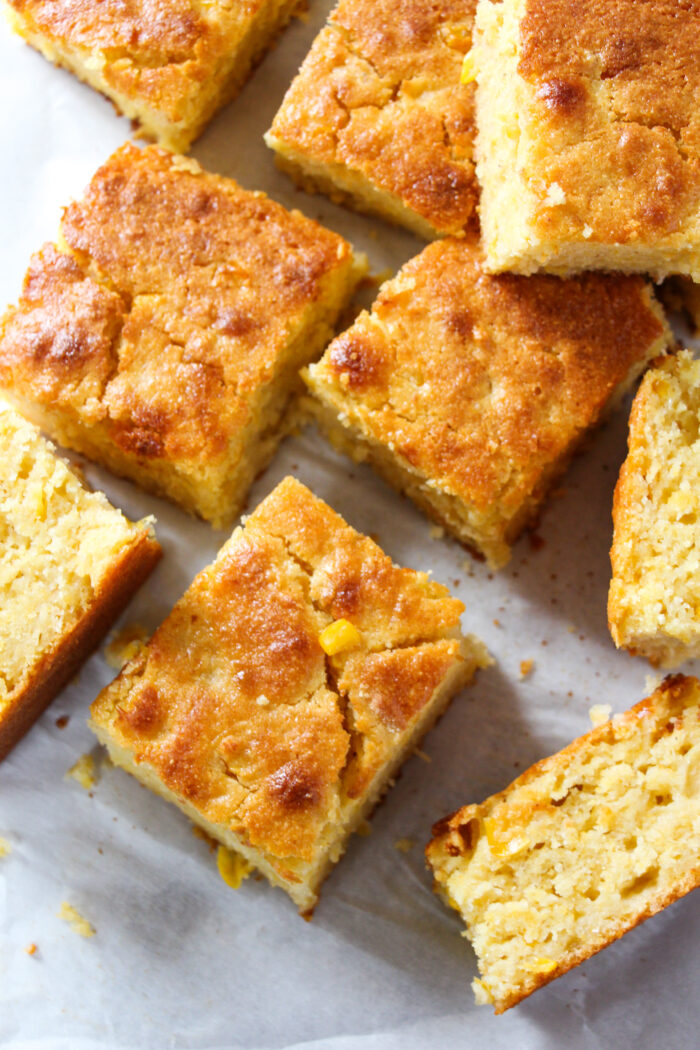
{"left": 104, "top": 623, "right": 149, "bottom": 670}
{"left": 66, "top": 754, "right": 96, "bottom": 790}
{"left": 394, "top": 838, "right": 415, "bottom": 853}
{"left": 493, "top": 618, "right": 501, "bottom": 628}
{"left": 519, "top": 659, "right": 534, "bottom": 680}
{"left": 356, "top": 820, "right": 372, "bottom": 837}
{"left": 567, "top": 624, "right": 576, "bottom": 634}
{"left": 55, "top": 715, "right": 69, "bottom": 729}
{"left": 589, "top": 704, "right": 612, "bottom": 728}
{"left": 58, "top": 902, "right": 95, "bottom": 938}
{"left": 25, "top": 943, "right": 38, "bottom": 956}
{"left": 645, "top": 673, "right": 663, "bottom": 694}
{"left": 414, "top": 747, "right": 432, "bottom": 763}
{"left": 0, "top": 836, "right": 12, "bottom": 858}
{"left": 192, "top": 825, "right": 218, "bottom": 852}
{"left": 429, "top": 524, "right": 445, "bottom": 540}
{"left": 217, "top": 846, "right": 253, "bottom": 889}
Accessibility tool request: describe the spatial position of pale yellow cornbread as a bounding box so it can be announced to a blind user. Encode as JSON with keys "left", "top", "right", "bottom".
{"left": 90, "top": 477, "right": 489, "bottom": 914}
{"left": 427, "top": 674, "right": 700, "bottom": 1012}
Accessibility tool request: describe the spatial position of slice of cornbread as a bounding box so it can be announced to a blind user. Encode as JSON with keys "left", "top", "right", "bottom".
{"left": 0, "top": 400, "right": 160, "bottom": 760}
{"left": 609, "top": 351, "right": 700, "bottom": 668}
{"left": 3, "top": 0, "right": 301, "bottom": 152}
{"left": 472, "top": 0, "right": 700, "bottom": 278}
{"left": 90, "top": 476, "right": 489, "bottom": 914}
{"left": 303, "top": 237, "right": 671, "bottom": 567}
{"left": 265, "top": 0, "right": 478, "bottom": 239}
{"left": 426, "top": 674, "right": 700, "bottom": 1013}
{"left": 0, "top": 144, "right": 364, "bottom": 529}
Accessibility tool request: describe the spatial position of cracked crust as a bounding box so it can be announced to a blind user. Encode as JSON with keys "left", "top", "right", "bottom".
{"left": 0, "top": 144, "right": 363, "bottom": 528}
{"left": 304, "top": 236, "right": 671, "bottom": 567}
{"left": 266, "top": 0, "right": 478, "bottom": 239}
{"left": 90, "top": 476, "right": 488, "bottom": 912}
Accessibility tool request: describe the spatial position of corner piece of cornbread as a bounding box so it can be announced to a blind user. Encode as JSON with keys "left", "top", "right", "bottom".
{"left": 426, "top": 674, "right": 700, "bottom": 1013}
{"left": 0, "top": 144, "right": 364, "bottom": 529}
{"left": 265, "top": 0, "right": 478, "bottom": 239}
{"left": 472, "top": 0, "right": 700, "bottom": 278}
{"left": 303, "top": 236, "right": 671, "bottom": 568}
{"left": 90, "top": 476, "right": 489, "bottom": 914}
{"left": 0, "top": 400, "right": 160, "bottom": 761}
{"left": 609, "top": 351, "right": 700, "bottom": 668}
{"left": 3, "top": 0, "right": 301, "bottom": 152}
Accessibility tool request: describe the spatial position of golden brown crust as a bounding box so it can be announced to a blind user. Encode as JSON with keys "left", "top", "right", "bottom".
{"left": 268, "top": 0, "right": 478, "bottom": 237}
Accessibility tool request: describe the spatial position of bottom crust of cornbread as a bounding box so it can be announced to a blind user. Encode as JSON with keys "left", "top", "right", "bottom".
{"left": 0, "top": 530, "right": 160, "bottom": 761}
{"left": 426, "top": 675, "right": 700, "bottom": 1013}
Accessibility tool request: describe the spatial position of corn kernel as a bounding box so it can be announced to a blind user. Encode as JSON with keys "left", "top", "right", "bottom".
{"left": 461, "top": 51, "right": 477, "bottom": 84}
{"left": 217, "top": 846, "right": 252, "bottom": 889}
{"left": 523, "top": 956, "right": 557, "bottom": 975}
{"left": 483, "top": 816, "right": 528, "bottom": 857}
{"left": 319, "top": 618, "right": 362, "bottom": 655}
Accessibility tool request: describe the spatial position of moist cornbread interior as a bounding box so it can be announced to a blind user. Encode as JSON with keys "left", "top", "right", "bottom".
{"left": 0, "top": 144, "right": 364, "bottom": 528}
{"left": 91, "top": 477, "right": 489, "bottom": 913}
{"left": 304, "top": 237, "right": 671, "bottom": 568}
{"left": 3, "top": 0, "right": 301, "bottom": 152}
{"left": 473, "top": 0, "right": 700, "bottom": 278}
{"left": 609, "top": 352, "right": 700, "bottom": 668}
{"left": 426, "top": 674, "right": 700, "bottom": 1013}
{"left": 265, "top": 0, "right": 478, "bottom": 239}
{"left": 0, "top": 399, "right": 160, "bottom": 759}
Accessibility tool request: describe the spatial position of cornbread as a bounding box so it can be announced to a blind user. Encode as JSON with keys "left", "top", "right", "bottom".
{"left": 304, "top": 237, "right": 671, "bottom": 567}
{"left": 90, "top": 477, "right": 488, "bottom": 913}
{"left": 3, "top": 0, "right": 301, "bottom": 152}
{"left": 472, "top": 0, "right": 700, "bottom": 278}
{"left": 0, "top": 400, "right": 160, "bottom": 761}
{"left": 265, "top": 0, "right": 479, "bottom": 239}
{"left": 58, "top": 901, "right": 95, "bottom": 938}
{"left": 0, "top": 144, "right": 364, "bottom": 528}
{"left": 609, "top": 351, "right": 700, "bottom": 668}
{"left": 426, "top": 674, "right": 700, "bottom": 1013}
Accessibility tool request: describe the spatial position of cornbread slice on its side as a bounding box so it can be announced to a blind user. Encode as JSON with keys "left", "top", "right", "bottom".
{"left": 0, "top": 400, "right": 160, "bottom": 760}
{"left": 303, "top": 236, "right": 671, "bottom": 568}
{"left": 472, "top": 0, "right": 700, "bottom": 278}
{"left": 0, "top": 144, "right": 364, "bottom": 529}
{"left": 265, "top": 0, "right": 478, "bottom": 239}
{"left": 609, "top": 351, "right": 700, "bottom": 668}
{"left": 90, "top": 477, "right": 488, "bottom": 914}
{"left": 426, "top": 674, "right": 700, "bottom": 1013}
{"left": 3, "top": 0, "right": 301, "bottom": 153}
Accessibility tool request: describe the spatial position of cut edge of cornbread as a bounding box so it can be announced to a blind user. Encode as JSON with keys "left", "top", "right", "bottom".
{"left": 426, "top": 674, "right": 700, "bottom": 1013}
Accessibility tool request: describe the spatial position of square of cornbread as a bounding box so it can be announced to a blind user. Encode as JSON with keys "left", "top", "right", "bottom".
{"left": 303, "top": 237, "right": 671, "bottom": 568}
{"left": 609, "top": 351, "right": 700, "bottom": 668}
{"left": 265, "top": 0, "right": 479, "bottom": 239}
{"left": 0, "top": 144, "right": 364, "bottom": 529}
{"left": 0, "top": 399, "right": 160, "bottom": 761}
{"left": 426, "top": 674, "right": 700, "bottom": 1013}
{"left": 3, "top": 0, "right": 301, "bottom": 152}
{"left": 472, "top": 0, "right": 700, "bottom": 278}
{"left": 90, "top": 476, "right": 489, "bottom": 914}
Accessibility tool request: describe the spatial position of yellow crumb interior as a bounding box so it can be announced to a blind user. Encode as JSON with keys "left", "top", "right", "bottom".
{"left": 58, "top": 901, "right": 95, "bottom": 938}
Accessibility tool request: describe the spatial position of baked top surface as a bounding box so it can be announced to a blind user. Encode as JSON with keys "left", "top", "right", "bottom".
{"left": 308, "top": 237, "right": 667, "bottom": 518}
{"left": 0, "top": 143, "right": 354, "bottom": 471}
{"left": 91, "top": 477, "right": 468, "bottom": 867}
{"left": 268, "top": 0, "right": 478, "bottom": 235}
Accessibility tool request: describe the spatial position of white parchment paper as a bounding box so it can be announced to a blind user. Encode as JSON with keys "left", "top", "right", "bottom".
{"left": 0, "top": 6, "right": 699, "bottom": 1048}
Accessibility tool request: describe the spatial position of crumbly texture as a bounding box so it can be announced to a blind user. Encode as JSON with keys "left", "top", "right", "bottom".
{"left": 4, "top": 0, "right": 301, "bottom": 152}
{"left": 609, "top": 351, "right": 700, "bottom": 668}
{"left": 91, "top": 476, "right": 488, "bottom": 913}
{"left": 304, "top": 237, "right": 671, "bottom": 567}
{"left": 266, "top": 0, "right": 478, "bottom": 239}
{"left": 58, "top": 901, "right": 95, "bottom": 937}
{"left": 473, "top": 0, "right": 700, "bottom": 278}
{"left": 0, "top": 400, "right": 160, "bottom": 761}
{"left": 0, "top": 144, "right": 363, "bottom": 528}
{"left": 426, "top": 674, "right": 700, "bottom": 1013}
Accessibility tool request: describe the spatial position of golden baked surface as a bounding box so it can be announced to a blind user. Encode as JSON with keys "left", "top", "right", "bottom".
{"left": 267, "top": 0, "right": 478, "bottom": 237}
{"left": 91, "top": 478, "right": 484, "bottom": 905}
{"left": 427, "top": 674, "right": 700, "bottom": 1012}
{"left": 0, "top": 144, "right": 360, "bottom": 526}
{"left": 305, "top": 236, "right": 669, "bottom": 565}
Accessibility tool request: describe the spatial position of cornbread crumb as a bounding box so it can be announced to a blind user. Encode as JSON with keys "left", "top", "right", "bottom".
{"left": 394, "top": 837, "right": 414, "bottom": 853}
{"left": 25, "top": 943, "right": 38, "bottom": 956}
{"left": 0, "top": 836, "right": 11, "bottom": 857}
{"left": 104, "top": 623, "right": 149, "bottom": 670}
{"left": 429, "top": 525, "right": 446, "bottom": 540}
{"left": 66, "top": 754, "right": 96, "bottom": 790}
{"left": 217, "top": 846, "right": 253, "bottom": 889}
{"left": 58, "top": 902, "right": 95, "bottom": 938}
{"left": 588, "top": 704, "right": 611, "bottom": 728}
{"left": 519, "top": 660, "right": 534, "bottom": 680}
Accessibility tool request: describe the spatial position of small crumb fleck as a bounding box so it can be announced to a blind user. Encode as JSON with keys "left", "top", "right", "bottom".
{"left": 529, "top": 533, "right": 545, "bottom": 552}
{"left": 429, "top": 524, "right": 445, "bottom": 540}
{"left": 104, "top": 623, "right": 149, "bottom": 670}
{"left": 66, "top": 754, "right": 96, "bottom": 790}
{"left": 0, "top": 836, "right": 12, "bottom": 858}
{"left": 25, "top": 943, "right": 38, "bottom": 957}
{"left": 356, "top": 820, "right": 373, "bottom": 837}
{"left": 589, "top": 704, "right": 612, "bottom": 727}
{"left": 255, "top": 694, "right": 270, "bottom": 707}
{"left": 493, "top": 618, "right": 501, "bottom": 628}
{"left": 217, "top": 846, "right": 253, "bottom": 889}
{"left": 567, "top": 625, "right": 576, "bottom": 634}
{"left": 394, "top": 838, "right": 415, "bottom": 853}
{"left": 55, "top": 715, "right": 69, "bottom": 729}
{"left": 519, "top": 659, "right": 534, "bottom": 680}
{"left": 414, "top": 747, "right": 432, "bottom": 763}
{"left": 58, "top": 902, "right": 95, "bottom": 938}
{"left": 544, "top": 182, "right": 566, "bottom": 206}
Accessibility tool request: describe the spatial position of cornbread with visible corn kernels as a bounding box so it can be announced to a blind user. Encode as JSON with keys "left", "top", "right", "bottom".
{"left": 0, "top": 400, "right": 160, "bottom": 760}
{"left": 3, "top": 0, "right": 301, "bottom": 152}
{"left": 266, "top": 0, "right": 478, "bottom": 239}
{"left": 609, "top": 351, "right": 700, "bottom": 668}
{"left": 0, "top": 144, "right": 364, "bottom": 528}
{"left": 304, "top": 236, "right": 671, "bottom": 567}
{"left": 472, "top": 0, "right": 700, "bottom": 277}
{"left": 90, "top": 476, "right": 488, "bottom": 913}
{"left": 427, "top": 674, "right": 700, "bottom": 1012}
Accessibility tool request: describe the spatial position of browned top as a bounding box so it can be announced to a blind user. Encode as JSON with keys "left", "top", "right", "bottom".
{"left": 0, "top": 144, "right": 354, "bottom": 470}
{"left": 91, "top": 477, "right": 466, "bottom": 868}
{"left": 269, "top": 0, "right": 478, "bottom": 236}
{"left": 309, "top": 237, "right": 667, "bottom": 522}
{"left": 515, "top": 0, "right": 700, "bottom": 244}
